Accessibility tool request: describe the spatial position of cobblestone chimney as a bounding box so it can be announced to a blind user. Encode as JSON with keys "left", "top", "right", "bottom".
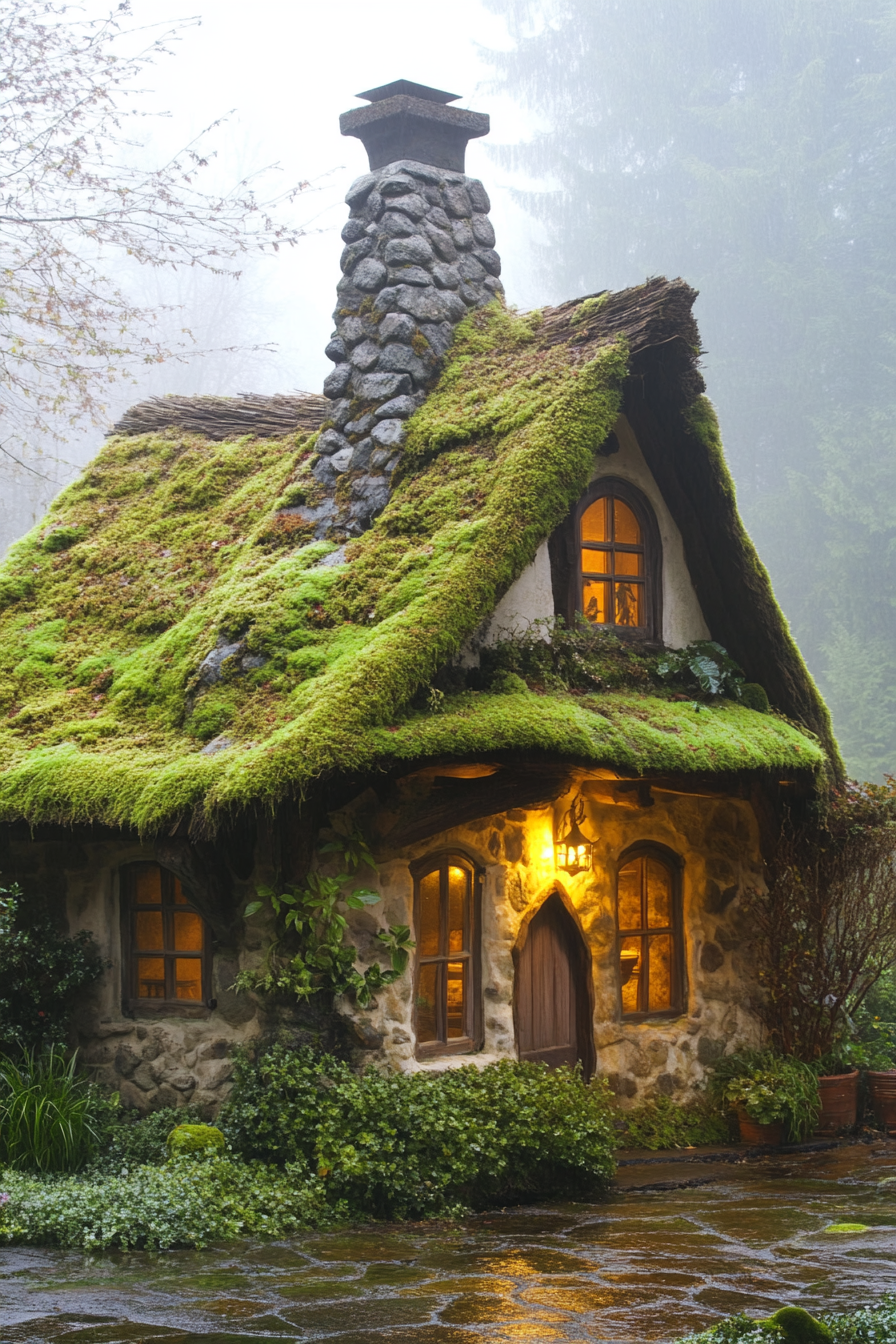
{"left": 316, "top": 80, "right": 503, "bottom": 538}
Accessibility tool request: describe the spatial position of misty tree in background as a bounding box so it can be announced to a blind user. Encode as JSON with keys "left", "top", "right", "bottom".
{"left": 483, "top": 0, "right": 896, "bottom": 781}
{"left": 0, "top": 0, "right": 309, "bottom": 455}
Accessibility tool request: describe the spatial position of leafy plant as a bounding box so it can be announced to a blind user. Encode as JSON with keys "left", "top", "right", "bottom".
{"left": 708, "top": 1050, "right": 820, "bottom": 1141}
{"left": 94, "top": 1104, "right": 204, "bottom": 1172}
{"left": 0, "top": 883, "right": 105, "bottom": 1054}
{"left": 220, "top": 1045, "right": 616, "bottom": 1219}
{"left": 234, "top": 825, "right": 412, "bottom": 1008}
{"left": 657, "top": 640, "right": 746, "bottom": 700}
{"left": 616, "top": 1095, "right": 729, "bottom": 1150}
{"left": 476, "top": 615, "right": 660, "bottom": 695}
{"left": 0, "top": 1047, "right": 114, "bottom": 1172}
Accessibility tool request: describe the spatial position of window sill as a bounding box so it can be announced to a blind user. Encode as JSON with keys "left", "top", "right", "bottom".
{"left": 620, "top": 1009, "right": 686, "bottom": 1024}
{"left": 125, "top": 1000, "right": 214, "bottom": 1020}
{"left": 416, "top": 1037, "right": 477, "bottom": 1059}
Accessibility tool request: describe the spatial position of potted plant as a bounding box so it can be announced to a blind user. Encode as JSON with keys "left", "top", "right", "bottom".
{"left": 709, "top": 1051, "right": 820, "bottom": 1146}
{"left": 851, "top": 984, "right": 896, "bottom": 1132}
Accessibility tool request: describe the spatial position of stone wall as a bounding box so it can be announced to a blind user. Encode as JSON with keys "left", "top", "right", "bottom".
{"left": 337, "top": 784, "right": 765, "bottom": 1100}
{"left": 309, "top": 159, "right": 503, "bottom": 540}
{"left": 5, "top": 778, "right": 765, "bottom": 1113}
{"left": 1, "top": 833, "right": 270, "bottom": 1117}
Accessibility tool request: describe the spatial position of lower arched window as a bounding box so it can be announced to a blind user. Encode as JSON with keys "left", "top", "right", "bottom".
{"left": 616, "top": 849, "right": 683, "bottom": 1017}
{"left": 121, "top": 862, "right": 211, "bottom": 1011}
{"left": 411, "top": 852, "right": 481, "bottom": 1057}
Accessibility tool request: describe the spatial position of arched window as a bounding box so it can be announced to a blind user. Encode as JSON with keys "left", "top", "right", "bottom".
{"left": 616, "top": 849, "right": 683, "bottom": 1017}
{"left": 575, "top": 480, "right": 660, "bottom": 637}
{"left": 411, "top": 852, "right": 481, "bottom": 1057}
{"left": 121, "top": 862, "right": 211, "bottom": 1011}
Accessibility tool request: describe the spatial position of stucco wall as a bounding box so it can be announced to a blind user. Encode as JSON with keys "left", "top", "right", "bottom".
{"left": 463, "top": 413, "right": 709, "bottom": 657}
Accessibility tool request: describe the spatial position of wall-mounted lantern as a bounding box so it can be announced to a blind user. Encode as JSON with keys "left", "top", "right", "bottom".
{"left": 554, "top": 796, "right": 596, "bottom": 875}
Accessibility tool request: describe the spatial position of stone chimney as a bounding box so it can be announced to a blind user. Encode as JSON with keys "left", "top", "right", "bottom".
{"left": 317, "top": 79, "right": 502, "bottom": 537}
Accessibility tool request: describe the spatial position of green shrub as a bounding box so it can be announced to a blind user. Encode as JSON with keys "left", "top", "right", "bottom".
{"left": 0, "top": 1047, "right": 112, "bottom": 1172}
{"left": 96, "top": 1104, "right": 202, "bottom": 1171}
{"left": 0, "top": 883, "right": 105, "bottom": 1054}
{"left": 616, "top": 1095, "right": 729, "bottom": 1150}
{"left": 0, "top": 1154, "right": 333, "bottom": 1250}
{"left": 221, "top": 1046, "right": 616, "bottom": 1219}
{"left": 166, "top": 1123, "right": 225, "bottom": 1158}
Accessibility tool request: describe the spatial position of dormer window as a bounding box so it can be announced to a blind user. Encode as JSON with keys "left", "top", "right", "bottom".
{"left": 569, "top": 479, "right": 661, "bottom": 639}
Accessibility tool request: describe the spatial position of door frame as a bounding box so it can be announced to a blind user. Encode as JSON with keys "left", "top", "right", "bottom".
{"left": 512, "top": 882, "right": 597, "bottom": 1080}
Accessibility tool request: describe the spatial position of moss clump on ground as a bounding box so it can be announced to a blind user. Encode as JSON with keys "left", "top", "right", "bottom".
{"left": 166, "top": 1124, "right": 225, "bottom": 1158}
{"left": 678, "top": 1300, "right": 896, "bottom": 1344}
{"left": 0, "top": 304, "right": 826, "bottom": 834}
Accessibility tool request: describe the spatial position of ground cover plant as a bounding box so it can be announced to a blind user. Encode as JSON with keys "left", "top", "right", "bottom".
{"left": 0, "top": 1154, "right": 331, "bottom": 1251}
{"left": 0, "top": 1049, "right": 617, "bottom": 1248}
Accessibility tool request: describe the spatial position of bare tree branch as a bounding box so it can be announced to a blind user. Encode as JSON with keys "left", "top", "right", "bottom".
{"left": 0, "top": 0, "right": 317, "bottom": 449}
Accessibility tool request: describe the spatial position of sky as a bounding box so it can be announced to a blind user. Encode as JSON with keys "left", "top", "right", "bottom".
{"left": 111, "top": 0, "right": 543, "bottom": 396}
{"left": 1, "top": 0, "right": 545, "bottom": 552}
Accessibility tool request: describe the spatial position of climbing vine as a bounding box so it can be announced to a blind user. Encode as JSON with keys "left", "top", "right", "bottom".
{"left": 234, "top": 826, "right": 413, "bottom": 1008}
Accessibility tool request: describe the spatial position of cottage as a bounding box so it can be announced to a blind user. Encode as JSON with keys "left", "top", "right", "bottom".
{"left": 0, "top": 82, "right": 838, "bottom": 1113}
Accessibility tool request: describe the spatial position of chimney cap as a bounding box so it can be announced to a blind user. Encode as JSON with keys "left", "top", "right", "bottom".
{"left": 340, "top": 82, "right": 489, "bottom": 174}
{"left": 356, "top": 79, "right": 460, "bottom": 105}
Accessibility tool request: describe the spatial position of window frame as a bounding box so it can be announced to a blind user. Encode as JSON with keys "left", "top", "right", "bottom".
{"left": 120, "top": 862, "right": 213, "bottom": 1016}
{"left": 614, "top": 844, "right": 685, "bottom": 1021}
{"left": 410, "top": 850, "right": 482, "bottom": 1059}
{"left": 567, "top": 477, "right": 662, "bottom": 641}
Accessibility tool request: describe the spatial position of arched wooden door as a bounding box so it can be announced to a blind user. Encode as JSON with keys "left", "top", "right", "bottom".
{"left": 515, "top": 892, "right": 595, "bottom": 1078}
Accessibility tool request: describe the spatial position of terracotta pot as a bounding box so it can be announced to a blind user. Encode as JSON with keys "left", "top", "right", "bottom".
{"left": 867, "top": 1070, "right": 896, "bottom": 1133}
{"left": 816, "top": 1070, "right": 859, "bottom": 1134}
{"left": 736, "top": 1109, "right": 784, "bottom": 1146}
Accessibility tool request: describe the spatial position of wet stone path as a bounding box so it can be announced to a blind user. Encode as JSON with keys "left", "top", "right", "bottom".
{"left": 1, "top": 1143, "right": 895, "bottom": 1344}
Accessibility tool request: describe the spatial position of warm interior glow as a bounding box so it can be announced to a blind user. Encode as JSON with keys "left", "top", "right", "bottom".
{"left": 132, "top": 865, "right": 204, "bottom": 1002}
{"left": 580, "top": 493, "right": 645, "bottom": 629}
{"left": 415, "top": 860, "right": 472, "bottom": 1048}
{"left": 617, "top": 855, "right": 675, "bottom": 1014}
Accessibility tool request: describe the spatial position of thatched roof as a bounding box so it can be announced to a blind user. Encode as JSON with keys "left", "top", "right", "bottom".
{"left": 110, "top": 393, "right": 329, "bottom": 441}
{"left": 0, "top": 284, "right": 834, "bottom": 837}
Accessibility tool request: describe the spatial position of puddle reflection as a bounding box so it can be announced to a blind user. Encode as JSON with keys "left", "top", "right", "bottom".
{"left": 1, "top": 1143, "right": 895, "bottom": 1342}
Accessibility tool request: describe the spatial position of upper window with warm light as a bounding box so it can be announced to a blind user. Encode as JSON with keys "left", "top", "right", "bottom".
{"left": 580, "top": 489, "right": 647, "bottom": 630}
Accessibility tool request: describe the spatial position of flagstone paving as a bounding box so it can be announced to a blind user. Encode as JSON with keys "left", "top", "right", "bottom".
{"left": 1, "top": 1141, "right": 894, "bottom": 1343}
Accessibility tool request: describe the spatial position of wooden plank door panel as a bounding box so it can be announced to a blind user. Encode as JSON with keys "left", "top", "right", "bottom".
{"left": 516, "top": 893, "right": 588, "bottom": 1072}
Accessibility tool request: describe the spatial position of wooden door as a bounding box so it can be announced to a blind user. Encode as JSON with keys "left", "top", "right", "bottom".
{"left": 516, "top": 893, "right": 594, "bottom": 1076}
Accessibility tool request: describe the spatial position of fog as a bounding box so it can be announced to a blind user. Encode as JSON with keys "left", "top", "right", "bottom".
{"left": 3, "top": 0, "right": 894, "bottom": 781}
{"left": 0, "top": 0, "right": 539, "bottom": 550}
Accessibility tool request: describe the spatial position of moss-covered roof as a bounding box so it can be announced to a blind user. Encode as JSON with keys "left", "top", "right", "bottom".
{"left": 0, "top": 293, "right": 831, "bottom": 836}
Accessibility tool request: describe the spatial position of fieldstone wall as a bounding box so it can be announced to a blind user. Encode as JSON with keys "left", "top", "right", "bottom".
{"left": 313, "top": 159, "right": 503, "bottom": 539}
{"left": 336, "top": 786, "right": 765, "bottom": 1099}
